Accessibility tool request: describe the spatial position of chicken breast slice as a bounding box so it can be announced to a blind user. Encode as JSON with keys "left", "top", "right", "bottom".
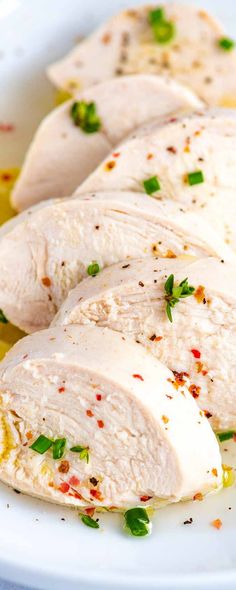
{"left": 77, "top": 109, "right": 236, "bottom": 250}
{"left": 0, "top": 192, "right": 231, "bottom": 334}
{"left": 53, "top": 256, "right": 236, "bottom": 431}
{"left": 47, "top": 3, "right": 236, "bottom": 106}
{"left": 0, "top": 324, "right": 222, "bottom": 509}
{"left": 11, "top": 75, "right": 202, "bottom": 212}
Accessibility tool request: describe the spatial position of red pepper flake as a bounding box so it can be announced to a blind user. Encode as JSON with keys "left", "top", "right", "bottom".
{"left": 212, "top": 468, "right": 218, "bottom": 477}
{"left": 112, "top": 152, "right": 120, "bottom": 158}
{"left": 104, "top": 160, "right": 116, "bottom": 171}
{"left": 58, "top": 460, "right": 70, "bottom": 474}
{"left": 41, "top": 277, "right": 51, "bottom": 287}
{"left": 194, "top": 285, "right": 206, "bottom": 304}
{"left": 69, "top": 491, "right": 82, "bottom": 500}
{"left": 166, "top": 146, "right": 177, "bottom": 154}
{"left": 147, "top": 153, "right": 154, "bottom": 160}
{"left": 203, "top": 409, "right": 212, "bottom": 419}
{"left": 26, "top": 431, "right": 33, "bottom": 440}
{"left": 211, "top": 518, "right": 222, "bottom": 530}
{"left": 193, "top": 492, "right": 203, "bottom": 501}
{"left": 172, "top": 371, "right": 189, "bottom": 387}
{"left": 97, "top": 419, "right": 104, "bottom": 429}
{"left": 162, "top": 415, "right": 169, "bottom": 424}
{"left": 86, "top": 409, "right": 94, "bottom": 417}
{"left": 0, "top": 123, "right": 15, "bottom": 132}
{"left": 195, "top": 361, "right": 208, "bottom": 375}
{"left": 132, "top": 374, "right": 144, "bottom": 381}
{"left": 90, "top": 489, "right": 103, "bottom": 501}
{"left": 233, "top": 434, "right": 236, "bottom": 442}
{"left": 169, "top": 117, "right": 178, "bottom": 123}
{"left": 58, "top": 387, "right": 65, "bottom": 393}
{"left": 96, "top": 394, "right": 102, "bottom": 401}
{"left": 189, "top": 383, "right": 201, "bottom": 399}
{"left": 191, "top": 349, "right": 201, "bottom": 359}
{"left": 165, "top": 249, "right": 177, "bottom": 259}
{"left": 85, "top": 507, "right": 95, "bottom": 517}
{"left": 140, "top": 495, "right": 152, "bottom": 502}
{"left": 68, "top": 476, "right": 80, "bottom": 487}
{"left": 59, "top": 482, "right": 70, "bottom": 493}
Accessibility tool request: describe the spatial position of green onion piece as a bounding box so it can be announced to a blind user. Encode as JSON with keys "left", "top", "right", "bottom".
{"left": 149, "top": 7, "right": 164, "bottom": 23}
{"left": 187, "top": 170, "right": 204, "bottom": 186}
{"left": 143, "top": 175, "right": 161, "bottom": 195}
{"left": 124, "top": 507, "right": 151, "bottom": 537}
{"left": 0, "top": 309, "right": 8, "bottom": 324}
{"left": 70, "top": 445, "right": 90, "bottom": 463}
{"left": 218, "top": 37, "right": 235, "bottom": 51}
{"left": 53, "top": 438, "right": 66, "bottom": 460}
{"left": 81, "top": 514, "right": 99, "bottom": 529}
{"left": 152, "top": 19, "right": 175, "bottom": 44}
{"left": 164, "top": 275, "right": 195, "bottom": 323}
{"left": 30, "top": 434, "right": 53, "bottom": 454}
{"left": 87, "top": 262, "right": 100, "bottom": 276}
{"left": 70, "top": 101, "right": 101, "bottom": 133}
{"left": 218, "top": 431, "right": 235, "bottom": 442}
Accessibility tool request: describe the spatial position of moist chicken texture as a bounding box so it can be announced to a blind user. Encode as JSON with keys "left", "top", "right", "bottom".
{"left": 11, "top": 75, "right": 202, "bottom": 211}
{"left": 77, "top": 109, "right": 236, "bottom": 250}
{"left": 0, "top": 191, "right": 230, "bottom": 334}
{"left": 0, "top": 324, "right": 222, "bottom": 509}
{"left": 47, "top": 3, "right": 236, "bottom": 106}
{"left": 53, "top": 257, "right": 236, "bottom": 431}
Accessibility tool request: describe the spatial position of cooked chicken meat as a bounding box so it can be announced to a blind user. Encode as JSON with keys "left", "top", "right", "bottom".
{"left": 0, "top": 324, "right": 222, "bottom": 508}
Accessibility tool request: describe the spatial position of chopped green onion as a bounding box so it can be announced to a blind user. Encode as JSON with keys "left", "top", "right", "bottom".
{"left": 124, "top": 507, "right": 151, "bottom": 537}
{"left": 143, "top": 175, "right": 161, "bottom": 195}
{"left": 0, "top": 309, "right": 8, "bottom": 324}
{"left": 218, "top": 37, "right": 235, "bottom": 51}
{"left": 164, "top": 275, "right": 195, "bottom": 323}
{"left": 30, "top": 434, "right": 53, "bottom": 454}
{"left": 70, "top": 445, "right": 90, "bottom": 463}
{"left": 53, "top": 438, "right": 66, "bottom": 460}
{"left": 149, "top": 7, "right": 175, "bottom": 44}
{"left": 81, "top": 514, "right": 99, "bottom": 529}
{"left": 187, "top": 170, "right": 204, "bottom": 186}
{"left": 218, "top": 431, "right": 235, "bottom": 442}
{"left": 87, "top": 262, "right": 100, "bottom": 276}
{"left": 70, "top": 101, "right": 101, "bottom": 133}
{"left": 149, "top": 7, "right": 164, "bottom": 23}
{"left": 152, "top": 20, "right": 175, "bottom": 44}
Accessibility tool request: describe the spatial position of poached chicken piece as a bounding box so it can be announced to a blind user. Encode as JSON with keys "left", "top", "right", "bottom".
{"left": 0, "top": 324, "right": 222, "bottom": 508}
{"left": 53, "top": 257, "right": 236, "bottom": 431}
{"left": 11, "top": 75, "right": 202, "bottom": 211}
{"left": 0, "top": 192, "right": 230, "bottom": 333}
{"left": 77, "top": 109, "right": 236, "bottom": 250}
{"left": 47, "top": 3, "right": 236, "bottom": 106}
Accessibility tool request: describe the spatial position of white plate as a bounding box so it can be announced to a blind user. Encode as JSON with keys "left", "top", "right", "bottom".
{"left": 1, "top": 1, "right": 236, "bottom": 589}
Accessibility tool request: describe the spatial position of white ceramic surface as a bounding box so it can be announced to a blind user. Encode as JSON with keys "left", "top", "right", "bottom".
{"left": 1, "top": 1, "right": 236, "bottom": 589}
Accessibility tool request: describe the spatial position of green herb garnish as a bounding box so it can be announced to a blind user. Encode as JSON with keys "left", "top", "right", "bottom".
{"left": 149, "top": 7, "right": 175, "bottom": 44}
{"left": 70, "top": 101, "right": 101, "bottom": 133}
{"left": 81, "top": 514, "right": 100, "bottom": 529}
{"left": 70, "top": 445, "right": 90, "bottom": 463}
{"left": 187, "top": 170, "right": 204, "bottom": 186}
{"left": 124, "top": 507, "right": 151, "bottom": 537}
{"left": 87, "top": 262, "right": 100, "bottom": 276}
{"left": 30, "top": 435, "right": 53, "bottom": 454}
{"left": 53, "top": 438, "right": 66, "bottom": 460}
{"left": 143, "top": 175, "right": 161, "bottom": 195}
{"left": 218, "top": 431, "right": 236, "bottom": 442}
{"left": 0, "top": 309, "right": 8, "bottom": 324}
{"left": 218, "top": 37, "right": 235, "bottom": 51}
{"left": 164, "top": 274, "right": 195, "bottom": 323}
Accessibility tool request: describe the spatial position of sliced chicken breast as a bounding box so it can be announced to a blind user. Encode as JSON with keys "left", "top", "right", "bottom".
{"left": 0, "top": 324, "right": 222, "bottom": 508}
{"left": 77, "top": 109, "right": 236, "bottom": 249}
{"left": 11, "top": 75, "right": 202, "bottom": 212}
{"left": 47, "top": 3, "right": 236, "bottom": 106}
{"left": 53, "top": 257, "right": 236, "bottom": 431}
{"left": 0, "top": 192, "right": 230, "bottom": 334}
